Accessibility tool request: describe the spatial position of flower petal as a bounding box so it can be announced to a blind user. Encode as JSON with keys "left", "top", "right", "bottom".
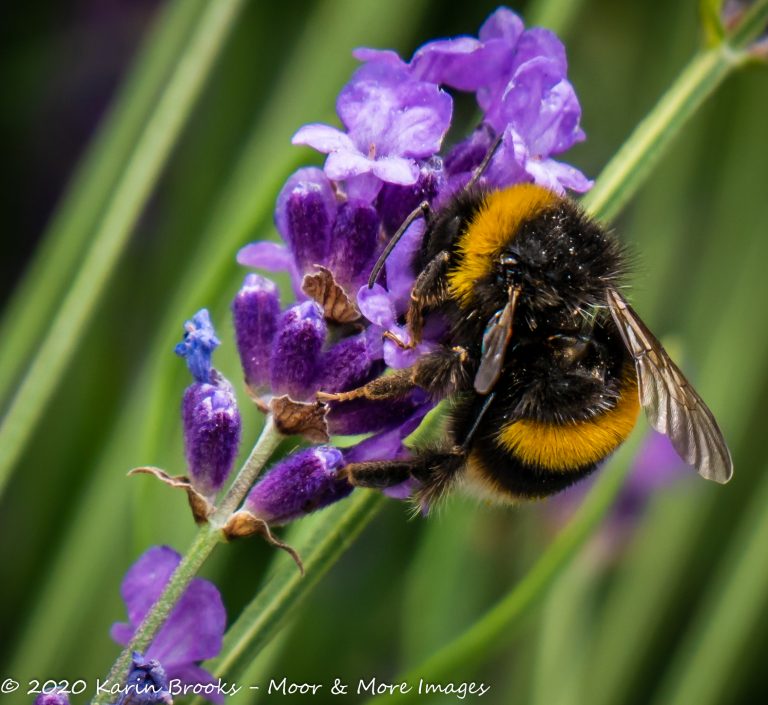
{"left": 292, "top": 123, "right": 355, "bottom": 153}
{"left": 371, "top": 155, "right": 420, "bottom": 185}
{"left": 357, "top": 285, "right": 396, "bottom": 328}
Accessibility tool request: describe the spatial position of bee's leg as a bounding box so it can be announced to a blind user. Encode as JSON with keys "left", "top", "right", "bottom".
{"left": 317, "top": 366, "right": 416, "bottom": 403}
{"left": 317, "top": 345, "right": 473, "bottom": 403}
{"left": 344, "top": 446, "right": 466, "bottom": 510}
{"left": 383, "top": 250, "right": 451, "bottom": 350}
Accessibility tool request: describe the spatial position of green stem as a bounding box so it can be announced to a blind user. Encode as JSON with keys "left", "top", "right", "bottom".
{"left": 362, "top": 429, "right": 644, "bottom": 705}
{"left": 92, "top": 419, "right": 283, "bottom": 704}
{"left": 215, "top": 417, "right": 282, "bottom": 519}
{"left": 0, "top": 0, "right": 246, "bottom": 498}
{"left": 582, "top": 0, "right": 768, "bottom": 222}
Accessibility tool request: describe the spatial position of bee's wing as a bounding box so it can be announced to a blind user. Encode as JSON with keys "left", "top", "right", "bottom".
{"left": 474, "top": 307, "right": 513, "bottom": 395}
{"left": 474, "top": 289, "right": 520, "bottom": 395}
{"left": 607, "top": 288, "right": 733, "bottom": 484}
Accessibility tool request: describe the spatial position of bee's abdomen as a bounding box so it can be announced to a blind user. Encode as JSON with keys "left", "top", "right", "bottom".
{"left": 461, "top": 373, "right": 639, "bottom": 501}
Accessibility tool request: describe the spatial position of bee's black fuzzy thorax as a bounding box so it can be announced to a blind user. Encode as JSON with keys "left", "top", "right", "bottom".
{"left": 421, "top": 185, "right": 628, "bottom": 346}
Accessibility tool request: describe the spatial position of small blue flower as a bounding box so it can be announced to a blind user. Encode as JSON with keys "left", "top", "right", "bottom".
{"left": 174, "top": 309, "right": 220, "bottom": 384}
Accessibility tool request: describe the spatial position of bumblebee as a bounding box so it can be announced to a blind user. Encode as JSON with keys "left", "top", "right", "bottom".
{"left": 319, "top": 182, "right": 733, "bottom": 507}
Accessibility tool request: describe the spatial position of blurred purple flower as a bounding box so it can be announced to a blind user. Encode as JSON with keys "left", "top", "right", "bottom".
{"left": 111, "top": 546, "right": 226, "bottom": 703}
{"left": 551, "top": 432, "right": 687, "bottom": 558}
{"left": 33, "top": 692, "right": 69, "bottom": 705}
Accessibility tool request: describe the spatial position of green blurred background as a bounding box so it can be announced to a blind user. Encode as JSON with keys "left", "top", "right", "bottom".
{"left": 2, "top": 1, "right": 767, "bottom": 704}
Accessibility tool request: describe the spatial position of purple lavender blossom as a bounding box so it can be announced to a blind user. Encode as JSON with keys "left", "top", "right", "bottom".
{"left": 176, "top": 310, "right": 241, "bottom": 498}
{"left": 33, "top": 692, "right": 70, "bottom": 705}
{"left": 233, "top": 274, "right": 280, "bottom": 391}
{"left": 111, "top": 547, "right": 226, "bottom": 702}
{"left": 344, "top": 7, "right": 590, "bottom": 195}
{"left": 293, "top": 61, "right": 452, "bottom": 202}
{"left": 245, "top": 447, "right": 352, "bottom": 525}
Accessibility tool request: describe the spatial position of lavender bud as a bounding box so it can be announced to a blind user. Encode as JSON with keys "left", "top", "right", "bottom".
{"left": 245, "top": 446, "right": 352, "bottom": 525}
{"left": 275, "top": 167, "right": 336, "bottom": 274}
{"left": 232, "top": 273, "right": 281, "bottom": 390}
{"left": 270, "top": 301, "right": 326, "bottom": 400}
{"left": 182, "top": 372, "right": 241, "bottom": 498}
{"left": 325, "top": 200, "right": 381, "bottom": 289}
{"left": 174, "top": 309, "right": 220, "bottom": 384}
{"left": 317, "top": 327, "right": 383, "bottom": 393}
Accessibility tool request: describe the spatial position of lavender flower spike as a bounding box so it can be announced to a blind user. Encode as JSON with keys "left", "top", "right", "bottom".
{"left": 111, "top": 546, "right": 226, "bottom": 704}
{"left": 232, "top": 273, "right": 280, "bottom": 392}
{"left": 245, "top": 447, "right": 352, "bottom": 525}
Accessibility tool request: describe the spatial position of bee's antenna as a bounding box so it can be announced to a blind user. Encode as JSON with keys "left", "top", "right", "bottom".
{"left": 465, "top": 131, "right": 504, "bottom": 190}
{"left": 368, "top": 200, "right": 431, "bottom": 288}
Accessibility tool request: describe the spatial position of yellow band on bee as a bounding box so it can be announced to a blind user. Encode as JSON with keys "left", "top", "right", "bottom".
{"left": 497, "top": 374, "right": 640, "bottom": 471}
{"left": 447, "top": 183, "right": 557, "bottom": 306}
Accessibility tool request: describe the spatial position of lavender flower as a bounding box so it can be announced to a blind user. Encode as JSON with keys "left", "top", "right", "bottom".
{"left": 176, "top": 309, "right": 241, "bottom": 498}
{"left": 174, "top": 309, "right": 220, "bottom": 384}
{"left": 293, "top": 62, "right": 452, "bottom": 202}
{"left": 111, "top": 546, "right": 226, "bottom": 701}
{"left": 270, "top": 301, "right": 327, "bottom": 400}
